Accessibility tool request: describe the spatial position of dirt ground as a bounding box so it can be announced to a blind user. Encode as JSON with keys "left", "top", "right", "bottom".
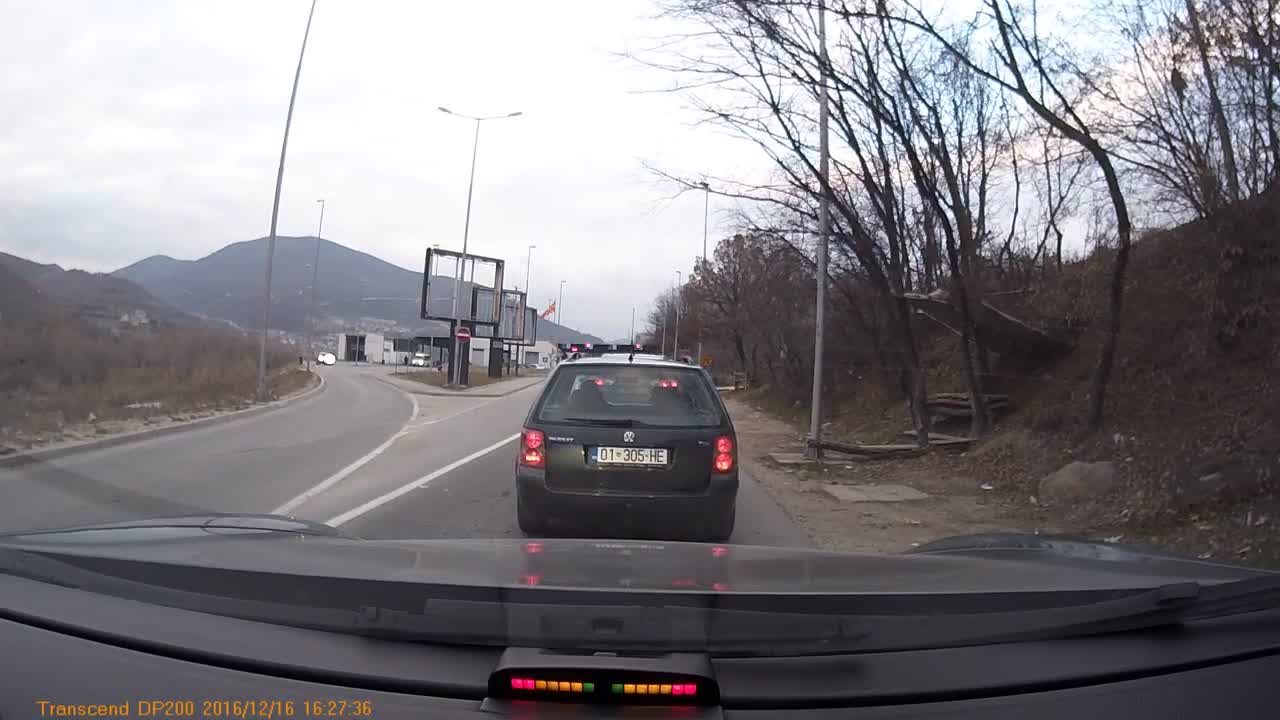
{"left": 727, "top": 395, "right": 1058, "bottom": 553}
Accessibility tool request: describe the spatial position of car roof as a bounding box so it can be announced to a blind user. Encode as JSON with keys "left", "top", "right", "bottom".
{"left": 561, "top": 356, "right": 702, "bottom": 371}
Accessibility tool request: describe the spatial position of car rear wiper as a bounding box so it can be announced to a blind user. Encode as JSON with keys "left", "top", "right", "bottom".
{"left": 563, "top": 417, "right": 640, "bottom": 427}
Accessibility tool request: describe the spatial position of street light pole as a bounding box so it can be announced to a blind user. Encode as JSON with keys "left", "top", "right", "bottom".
{"left": 630, "top": 307, "right": 636, "bottom": 345}
{"left": 305, "top": 198, "right": 325, "bottom": 373}
{"left": 673, "top": 270, "right": 682, "bottom": 361}
{"left": 256, "top": 0, "right": 318, "bottom": 402}
{"left": 807, "top": 1, "right": 831, "bottom": 459}
{"left": 558, "top": 280, "right": 565, "bottom": 327}
{"left": 438, "top": 106, "right": 523, "bottom": 386}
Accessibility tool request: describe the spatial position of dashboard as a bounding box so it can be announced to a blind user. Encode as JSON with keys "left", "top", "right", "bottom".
{"left": 4, "top": 573, "right": 1279, "bottom": 719}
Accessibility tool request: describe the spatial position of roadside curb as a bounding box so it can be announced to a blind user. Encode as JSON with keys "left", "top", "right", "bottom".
{"left": 0, "top": 372, "right": 327, "bottom": 468}
{"left": 372, "top": 373, "right": 545, "bottom": 398}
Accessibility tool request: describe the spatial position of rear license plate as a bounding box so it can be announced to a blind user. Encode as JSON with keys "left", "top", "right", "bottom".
{"left": 594, "top": 446, "right": 669, "bottom": 466}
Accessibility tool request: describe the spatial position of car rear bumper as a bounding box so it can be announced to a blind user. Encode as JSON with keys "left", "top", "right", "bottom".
{"left": 517, "top": 466, "right": 737, "bottom": 537}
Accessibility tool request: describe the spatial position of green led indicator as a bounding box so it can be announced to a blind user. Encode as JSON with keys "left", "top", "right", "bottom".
{"left": 611, "top": 684, "right": 623, "bottom": 694}
{"left": 583, "top": 683, "right": 595, "bottom": 693}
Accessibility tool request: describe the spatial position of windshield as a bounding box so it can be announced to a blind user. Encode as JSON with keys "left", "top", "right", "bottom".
{"left": 535, "top": 365, "right": 724, "bottom": 427}
{"left": 1, "top": 0, "right": 1278, "bottom": 660}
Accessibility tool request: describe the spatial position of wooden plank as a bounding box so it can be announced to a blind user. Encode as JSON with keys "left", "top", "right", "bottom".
{"left": 930, "top": 392, "right": 1009, "bottom": 402}
{"left": 902, "top": 430, "right": 971, "bottom": 442}
{"left": 807, "top": 438, "right": 925, "bottom": 457}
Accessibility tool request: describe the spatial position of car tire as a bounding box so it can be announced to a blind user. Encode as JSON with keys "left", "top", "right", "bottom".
{"left": 517, "top": 491, "right": 546, "bottom": 536}
{"left": 700, "top": 504, "right": 735, "bottom": 543}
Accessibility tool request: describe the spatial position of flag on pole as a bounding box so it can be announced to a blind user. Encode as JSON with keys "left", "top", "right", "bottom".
{"left": 540, "top": 301, "right": 556, "bottom": 319}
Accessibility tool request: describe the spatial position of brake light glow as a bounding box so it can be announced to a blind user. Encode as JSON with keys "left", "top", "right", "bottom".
{"left": 523, "top": 541, "right": 543, "bottom": 554}
{"left": 594, "top": 377, "right": 605, "bottom": 386}
{"left": 521, "top": 429, "right": 546, "bottom": 468}
{"left": 658, "top": 379, "right": 680, "bottom": 388}
{"left": 713, "top": 435, "right": 734, "bottom": 473}
{"left": 711, "top": 545, "right": 729, "bottom": 558}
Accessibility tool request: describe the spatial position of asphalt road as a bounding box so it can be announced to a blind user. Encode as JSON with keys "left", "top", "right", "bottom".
{"left": 0, "top": 364, "right": 810, "bottom": 547}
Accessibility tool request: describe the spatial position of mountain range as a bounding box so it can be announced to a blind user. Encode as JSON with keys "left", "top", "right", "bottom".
{"left": 1, "top": 237, "right": 599, "bottom": 343}
{"left": 0, "top": 251, "right": 194, "bottom": 328}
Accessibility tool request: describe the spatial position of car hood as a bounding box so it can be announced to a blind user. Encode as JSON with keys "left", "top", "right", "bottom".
{"left": 0, "top": 514, "right": 1271, "bottom": 595}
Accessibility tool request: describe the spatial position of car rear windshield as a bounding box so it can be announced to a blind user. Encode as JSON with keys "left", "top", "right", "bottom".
{"left": 536, "top": 364, "right": 724, "bottom": 428}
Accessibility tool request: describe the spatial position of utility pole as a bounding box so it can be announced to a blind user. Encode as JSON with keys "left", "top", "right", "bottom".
{"left": 305, "top": 198, "right": 325, "bottom": 373}
{"left": 673, "top": 270, "right": 682, "bottom": 361}
{"left": 558, "top": 280, "right": 565, "bottom": 327}
{"left": 256, "top": 0, "right": 317, "bottom": 401}
{"left": 696, "top": 181, "right": 709, "bottom": 366}
{"left": 660, "top": 293, "right": 668, "bottom": 357}
{"left": 519, "top": 244, "right": 534, "bottom": 373}
{"left": 630, "top": 307, "right": 636, "bottom": 345}
{"left": 807, "top": 0, "right": 831, "bottom": 460}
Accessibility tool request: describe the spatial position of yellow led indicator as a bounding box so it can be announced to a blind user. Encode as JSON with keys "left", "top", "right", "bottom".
{"left": 660, "top": 684, "right": 672, "bottom": 694}
{"left": 561, "top": 682, "right": 573, "bottom": 692}
{"left": 636, "top": 685, "right": 648, "bottom": 694}
{"left": 571, "top": 682, "right": 583, "bottom": 693}
{"left": 624, "top": 684, "right": 636, "bottom": 694}
{"left": 535, "top": 681, "right": 547, "bottom": 690}
{"left": 648, "top": 684, "right": 659, "bottom": 694}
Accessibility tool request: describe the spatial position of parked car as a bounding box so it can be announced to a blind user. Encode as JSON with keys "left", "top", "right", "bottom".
{"left": 411, "top": 353, "right": 429, "bottom": 367}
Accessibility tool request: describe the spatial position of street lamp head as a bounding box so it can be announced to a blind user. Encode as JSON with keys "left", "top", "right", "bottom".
{"left": 437, "top": 106, "right": 453, "bottom": 114}
{"left": 699, "top": 181, "right": 710, "bottom": 190}
{"left": 507, "top": 111, "right": 524, "bottom": 118}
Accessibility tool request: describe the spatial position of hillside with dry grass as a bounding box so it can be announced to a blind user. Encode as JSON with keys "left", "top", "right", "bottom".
{"left": 1, "top": 255, "right": 307, "bottom": 451}
{"left": 739, "top": 188, "right": 1280, "bottom": 566}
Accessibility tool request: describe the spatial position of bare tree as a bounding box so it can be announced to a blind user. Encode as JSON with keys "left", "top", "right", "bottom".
{"left": 855, "top": 0, "right": 1136, "bottom": 431}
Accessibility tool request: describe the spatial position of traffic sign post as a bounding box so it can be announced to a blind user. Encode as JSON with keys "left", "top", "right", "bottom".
{"left": 700, "top": 355, "right": 712, "bottom": 368}
{"left": 450, "top": 324, "right": 473, "bottom": 386}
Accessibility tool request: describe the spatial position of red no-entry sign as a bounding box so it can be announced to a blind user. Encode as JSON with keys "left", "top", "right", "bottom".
{"left": 455, "top": 326, "right": 472, "bottom": 342}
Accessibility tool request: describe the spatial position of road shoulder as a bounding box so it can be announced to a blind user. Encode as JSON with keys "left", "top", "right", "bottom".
{"left": 724, "top": 395, "right": 1029, "bottom": 553}
{"left": 0, "top": 371, "right": 325, "bottom": 467}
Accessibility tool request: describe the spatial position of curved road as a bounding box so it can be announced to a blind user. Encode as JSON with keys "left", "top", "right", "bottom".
{"left": 0, "top": 364, "right": 809, "bottom": 547}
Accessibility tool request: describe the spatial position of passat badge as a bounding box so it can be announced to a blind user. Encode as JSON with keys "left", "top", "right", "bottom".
{"left": 623, "top": 431, "right": 636, "bottom": 443}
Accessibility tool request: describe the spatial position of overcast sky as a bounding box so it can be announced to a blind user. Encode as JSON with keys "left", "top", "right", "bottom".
{"left": 0, "top": 0, "right": 759, "bottom": 339}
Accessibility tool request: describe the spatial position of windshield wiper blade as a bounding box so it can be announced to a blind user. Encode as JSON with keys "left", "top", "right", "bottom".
{"left": 840, "top": 575, "right": 1280, "bottom": 653}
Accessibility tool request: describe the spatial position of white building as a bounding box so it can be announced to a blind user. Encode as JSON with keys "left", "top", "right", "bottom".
{"left": 467, "top": 338, "right": 557, "bottom": 368}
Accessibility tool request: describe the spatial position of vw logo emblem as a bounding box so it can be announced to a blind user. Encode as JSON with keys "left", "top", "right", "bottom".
{"left": 623, "top": 431, "right": 636, "bottom": 443}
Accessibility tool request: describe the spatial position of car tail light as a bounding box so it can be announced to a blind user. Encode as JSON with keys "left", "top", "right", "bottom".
{"left": 658, "top": 378, "right": 680, "bottom": 389}
{"left": 713, "top": 435, "right": 734, "bottom": 473}
{"left": 521, "top": 429, "right": 545, "bottom": 468}
{"left": 594, "top": 377, "right": 605, "bottom": 386}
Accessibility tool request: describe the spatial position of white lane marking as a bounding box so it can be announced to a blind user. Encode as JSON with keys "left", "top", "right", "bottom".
{"left": 271, "top": 392, "right": 420, "bottom": 515}
{"left": 325, "top": 432, "right": 521, "bottom": 527}
{"left": 406, "top": 382, "right": 542, "bottom": 431}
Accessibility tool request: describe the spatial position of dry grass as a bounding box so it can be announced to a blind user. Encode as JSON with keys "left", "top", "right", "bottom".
{"left": 0, "top": 316, "right": 303, "bottom": 442}
{"left": 400, "top": 368, "right": 538, "bottom": 389}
